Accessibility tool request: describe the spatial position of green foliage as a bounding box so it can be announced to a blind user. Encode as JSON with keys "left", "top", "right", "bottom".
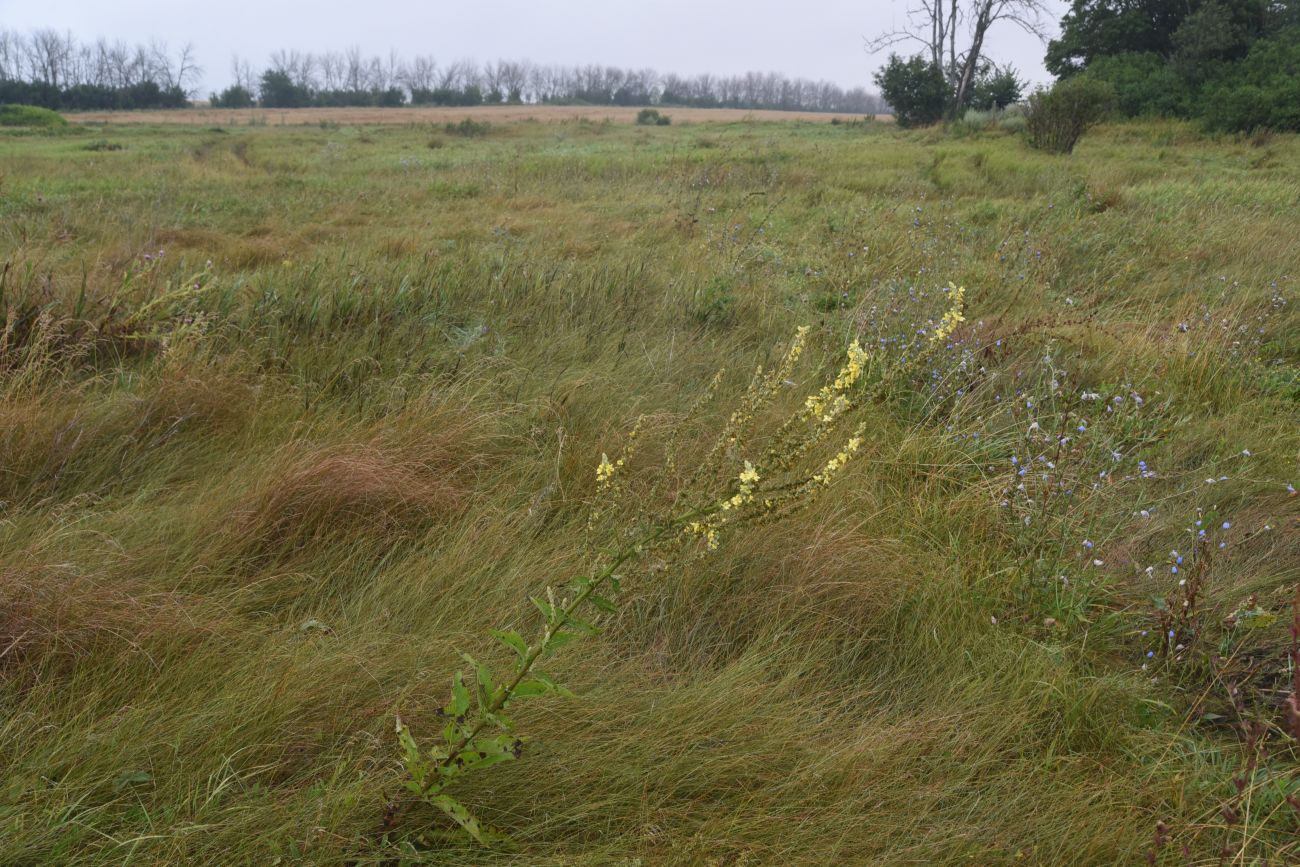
{"left": 1200, "top": 27, "right": 1300, "bottom": 131}
{"left": 1046, "top": 0, "right": 1300, "bottom": 131}
{"left": 83, "top": 139, "right": 125, "bottom": 152}
{"left": 688, "top": 275, "right": 736, "bottom": 325}
{"left": 1024, "top": 77, "right": 1115, "bottom": 153}
{"left": 0, "top": 104, "right": 68, "bottom": 129}
{"left": 210, "top": 85, "right": 255, "bottom": 109}
{"left": 874, "top": 54, "right": 949, "bottom": 127}
{"left": 258, "top": 69, "right": 310, "bottom": 108}
{"left": 1085, "top": 52, "right": 1190, "bottom": 117}
{"left": 1046, "top": 0, "right": 1199, "bottom": 77}
{"left": 635, "top": 108, "right": 672, "bottom": 126}
{"left": 443, "top": 118, "right": 491, "bottom": 137}
{"left": 969, "top": 65, "right": 1026, "bottom": 111}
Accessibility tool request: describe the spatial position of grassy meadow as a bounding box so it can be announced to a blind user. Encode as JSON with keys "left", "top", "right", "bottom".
{"left": 1, "top": 114, "right": 1298, "bottom": 864}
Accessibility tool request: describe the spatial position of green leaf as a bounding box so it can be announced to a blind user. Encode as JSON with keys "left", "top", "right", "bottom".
{"left": 529, "top": 670, "right": 576, "bottom": 698}
{"left": 588, "top": 593, "right": 617, "bottom": 613}
{"left": 546, "top": 630, "right": 580, "bottom": 650}
{"left": 397, "top": 719, "right": 425, "bottom": 786}
{"left": 430, "top": 793, "right": 503, "bottom": 847}
{"left": 512, "top": 680, "right": 550, "bottom": 698}
{"left": 450, "top": 671, "right": 470, "bottom": 716}
{"left": 530, "top": 595, "right": 558, "bottom": 624}
{"left": 561, "top": 612, "right": 599, "bottom": 635}
{"left": 491, "top": 629, "right": 528, "bottom": 657}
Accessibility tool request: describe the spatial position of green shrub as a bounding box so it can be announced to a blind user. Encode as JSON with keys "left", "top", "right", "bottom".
{"left": 997, "top": 105, "right": 1028, "bottom": 133}
{"left": 873, "top": 54, "right": 949, "bottom": 128}
{"left": 444, "top": 118, "right": 491, "bottom": 137}
{"left": 1086, "top": 52, "right": 1189, "bottom": 117}
{"left": 636, "top": 108, "right": 671, "bottom": 126}
{"left": 1024, "top": 77, "right": 1115, "bottom": 153}
{"left": 210, "top": 85, "right": 255, "bottom": 110}
{"left": 83, "top": 139, "right": 124, "bottom": 152}
{"left": 1199, "top": 27, "right": 1300, "bottom": 132}
{"left": 0, "top": 104, "right": 68, "bottom": 129}
{"left": 969, "top": 65, "right": 1026, "bottom": 110}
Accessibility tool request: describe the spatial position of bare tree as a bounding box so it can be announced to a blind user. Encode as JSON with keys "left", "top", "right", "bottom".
{"left": 866, "top": 0, "right": 1047, "bottom": 115}
{"left": 230, "top": 54, "right": 256, "bottom": 91}
{"left": 0, "top": 29, "right": 25, "bottom": 81}
{"left": 402, "top": 54, "right": 437, "bottom": 93}
{"left": 25, "top": 28, "right": 74, "bottom": 86}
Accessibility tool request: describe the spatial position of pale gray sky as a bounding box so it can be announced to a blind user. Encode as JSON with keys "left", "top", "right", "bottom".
{"left": 0, "top": 0, "right": 1065, "bottom": 94}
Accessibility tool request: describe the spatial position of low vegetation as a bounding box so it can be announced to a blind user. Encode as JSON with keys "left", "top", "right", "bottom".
{"left": 0, "top": 115, "right": 1297, "bottom": 864}
{"left": 0, "top": 103, "right": 68, "bottom": 129}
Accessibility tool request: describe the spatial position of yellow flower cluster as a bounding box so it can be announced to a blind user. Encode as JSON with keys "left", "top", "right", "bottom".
{"left": 930, "top": 284, "right": 966, "bottom": 344}
{"left": 803, "top": 340, "right": 869, "bottom": 422}
{"left": 721, "top": 461, "right": 761, "bottom": 511}
{"left": 596, "top": 453, "right": 621, "bottom": 484}
{"left": 688, "top": 461, "right": 764, "bottom": 550}
{"left": 812, "top": 431, "right": 864, "bottom": 485}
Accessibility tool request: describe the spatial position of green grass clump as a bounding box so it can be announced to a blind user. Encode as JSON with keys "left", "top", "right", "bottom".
{"left": 0, "top": 104, "right": 68, "bottom": 129}
{"left": 0, "top": 114, "right": 1297, "bottom": 865}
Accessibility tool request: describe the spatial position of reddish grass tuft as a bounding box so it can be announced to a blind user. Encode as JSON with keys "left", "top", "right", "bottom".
{"left": 0, "top": 564, "right": 204, "bottom": 685}
{"left": 229, "top": 432, "right": 474, "bottom": 556}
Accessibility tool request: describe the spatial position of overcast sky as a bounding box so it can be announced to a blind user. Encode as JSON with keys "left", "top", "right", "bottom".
{"left": 0, "top": 0, "right": 1066, "bottom": 94}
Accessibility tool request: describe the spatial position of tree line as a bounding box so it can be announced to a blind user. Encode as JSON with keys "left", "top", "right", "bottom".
{"left": 0, "top": 29, "right": 198, "bottom": 110}
{"left": 0, "top": 29, "right": 886, "bottom": 115}
{"left": 218, "top": 50, "right": 887, "bottom": 113}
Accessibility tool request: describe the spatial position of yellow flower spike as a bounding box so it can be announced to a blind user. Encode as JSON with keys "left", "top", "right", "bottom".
{"left": 596, "top": 454, "right": 616, "bottom": 484}
{"left": 802, "top": 339, "right": 869, "bottom": 421}
{"left": 930, "top": 284, "right": 967, "bottom": 344}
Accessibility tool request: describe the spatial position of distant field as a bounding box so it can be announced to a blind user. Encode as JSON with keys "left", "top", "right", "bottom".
{"left": 1, "top": 117, "right": 1297, "bottom": 864}
{"left": 66, "top": 103, "right": 886, "bottom": 126}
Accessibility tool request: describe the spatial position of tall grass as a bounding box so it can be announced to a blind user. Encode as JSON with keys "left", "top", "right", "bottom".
{"left": 0, "top": 116, "right": 1297, "bottom": 863}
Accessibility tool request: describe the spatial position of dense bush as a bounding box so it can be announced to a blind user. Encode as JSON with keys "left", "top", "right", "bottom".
{"left": 873, "top": 54, "right": 949, "bottom": 128}
{"left": 635, "top": 108, "right": 671, "bottom": 126}
{"left": 969, "top": 65, "right": 1026, "bottom": 111}
{"left": 210, "top": 85, "right": 255, "bottom": 109}
{"left": 1024, "top": 77, "right": 1115, "bottom": 153}
{"left": 1199, "top": 27, "right": 1300, "bottom": 131}
{"left": 1084, "top": 52, "right": 1189, "bottom": 117}
{"left": 1047, "top": 0, "right": 1300, "bottom": 131}
{"left": 0, "top": 104, "right": 68, "bottom": 128}
{"left": 258, "top": 70, "right": 311, "bottom": 108}
{"left": 0, "top": 79, "right": 187, "bottom": 111}
{"left": 443, "top": 118, "right": 491, "bottom": 137}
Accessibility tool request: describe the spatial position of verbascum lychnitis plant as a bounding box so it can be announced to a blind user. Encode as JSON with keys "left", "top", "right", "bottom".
{"left": 389, "top": 290, "right": 966, "bottom": 845}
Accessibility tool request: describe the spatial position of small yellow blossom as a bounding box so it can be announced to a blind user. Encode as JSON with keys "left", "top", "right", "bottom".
{"left": 803, "top": 340, "right": 868, "bottom": 421}
{"left": 812, "top": 433, "right": 864, "bottom": 485}
{"left": 596, "top": 453, "right": 616, "bottom": 483}
{"left": 930, "top": 284, "right": 967, "bottom": 343}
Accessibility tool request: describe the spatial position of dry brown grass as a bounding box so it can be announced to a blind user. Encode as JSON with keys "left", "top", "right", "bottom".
{"left": 0, "top": 563, "right": 207, "bottom": 684}
{"left": 228, "top": 431, "right": 475, "bottom": 557}
{"left": 68, "top": 104, "right": 889, "bottom": 127}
